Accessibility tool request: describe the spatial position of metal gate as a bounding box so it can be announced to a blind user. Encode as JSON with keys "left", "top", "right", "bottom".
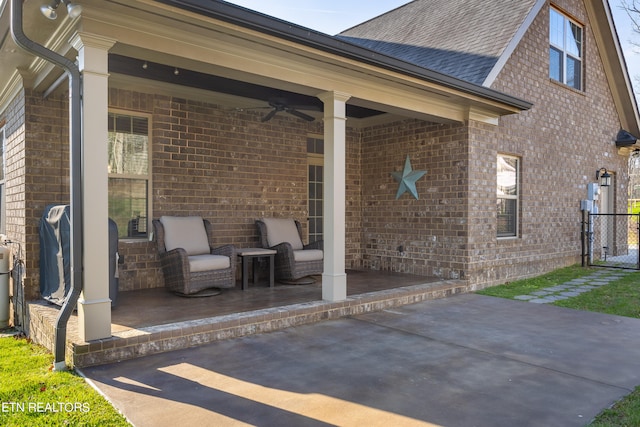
{"left": 582, "top": 211, "right": 640, "bottom": 269}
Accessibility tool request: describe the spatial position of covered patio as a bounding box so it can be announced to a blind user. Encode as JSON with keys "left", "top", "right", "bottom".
{"left": 1, "top": 0, "right": 530, "bottom": 368}
{"left": 27, "top": 271, "right": 469, "bottom": 367}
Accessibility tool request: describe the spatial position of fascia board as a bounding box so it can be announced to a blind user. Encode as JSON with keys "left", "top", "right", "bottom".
{"left": 585, "top": 0, "right": 640, "bottom": 137}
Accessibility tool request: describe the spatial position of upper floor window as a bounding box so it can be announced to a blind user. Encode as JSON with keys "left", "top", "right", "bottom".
{"left": 497, "top": 154, "right": 519, "bottom": 238}
{"left": 550, "top": 8, "right": 583, "bottom": 90}
{"left": 108, "top": 111, "right": 151, "bottom": 239}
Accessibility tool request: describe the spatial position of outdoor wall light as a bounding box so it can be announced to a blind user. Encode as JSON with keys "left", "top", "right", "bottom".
{"left": 40, "top": 0, "right": 82, "bottom": 20}
{"left": 596, "top": 168, "right": 611, "bottom": 187}
{"left": 615, "top": 129, "right": 638, "bottom": 147}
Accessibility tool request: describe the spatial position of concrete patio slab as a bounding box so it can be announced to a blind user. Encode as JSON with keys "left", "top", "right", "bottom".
{"left": 80, "top": 294, "right": 640, "bottom": 427}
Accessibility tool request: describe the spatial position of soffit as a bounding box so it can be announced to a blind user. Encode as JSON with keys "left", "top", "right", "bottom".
{"left": 0, "top": 2, "right": 78, "bottom": 109}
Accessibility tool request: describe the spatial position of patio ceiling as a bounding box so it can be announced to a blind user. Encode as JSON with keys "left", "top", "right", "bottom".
{"left": 108, "top": 53, "right": 386, "bottom": 120}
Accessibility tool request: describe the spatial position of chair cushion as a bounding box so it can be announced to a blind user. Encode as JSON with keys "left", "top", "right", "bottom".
{"left": 261, "top": 218, "right": 304, "bottom": 250}
{"left": 188, "top": 254, "right": 230, "bottom": 273}
{"left": 160, "top": 216, "right": 210, "bottom": 256}
{"left": 293, "top": 249, "right": 323, "bottom": 262}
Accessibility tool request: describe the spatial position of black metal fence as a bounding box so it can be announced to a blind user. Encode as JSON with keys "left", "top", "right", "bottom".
{"left": 582, "top": 211, "right": 640, "bottom": 269}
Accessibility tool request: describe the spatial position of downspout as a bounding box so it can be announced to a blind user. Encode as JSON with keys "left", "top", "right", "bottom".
{"left": 11, "top": 0, "right": 83, "bottom": 371}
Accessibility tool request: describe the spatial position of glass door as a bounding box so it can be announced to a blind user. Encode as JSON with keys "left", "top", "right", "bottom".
{"left": 307, "top": 136, "right": 324, "bottom": 242}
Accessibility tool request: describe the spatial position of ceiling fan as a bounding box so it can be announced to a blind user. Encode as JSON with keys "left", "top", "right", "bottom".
{"left": 259, "top": 98, "right": 316, "bottom": 123}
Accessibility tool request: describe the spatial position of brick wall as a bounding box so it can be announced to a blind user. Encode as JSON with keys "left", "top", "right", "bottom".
{"left": 5, "top": 87, "right": 367, "bottom": 296}
{"left": 0, "top": 88, "right": 69, "bottom": 326}
{"left": 354, "top": 0, "right": 628, "bottom": 287}
{"left": 2, "top": 90, "right": 26, "bottom": 327}
{"left": 360, "top": 120, "right": 469, "bottom": 280}
{"left": 469, "top": 0, "right": 628, "bottom": 287}
{"left": 23, "top": 90, "right": 71, "bottom": 297}
{"left": 108, "top": 89, "right": 363, "bottom": 290}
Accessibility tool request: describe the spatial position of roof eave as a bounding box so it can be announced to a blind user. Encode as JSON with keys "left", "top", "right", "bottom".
{"left": 155, "top": 0, "right": 533, "bottom": 112}
{"left": 585, "top": 0, "right": 640, "bottom": 139}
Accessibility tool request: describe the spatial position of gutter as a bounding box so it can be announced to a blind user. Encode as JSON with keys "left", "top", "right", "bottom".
{"left": 10, "top": 0, "right": 83, "bottom": 371}
{"left": 155, "top": 0, "right": 533, "bottom": 112}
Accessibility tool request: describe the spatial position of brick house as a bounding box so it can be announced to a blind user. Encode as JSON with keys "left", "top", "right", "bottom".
{"left": 0, "top": 0, "right": 637, "bottom": 352}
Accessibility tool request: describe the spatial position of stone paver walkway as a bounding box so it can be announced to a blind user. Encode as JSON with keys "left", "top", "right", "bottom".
{"left": 514, "top": 268, "right": 637, "bottom": 304}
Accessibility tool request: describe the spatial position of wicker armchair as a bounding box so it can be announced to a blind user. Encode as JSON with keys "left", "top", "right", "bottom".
{"left": 153, "top": 216, "right": 236, "bottom": 296}
{"left": 256, "top": 218, "right": 323, "bottom": 282}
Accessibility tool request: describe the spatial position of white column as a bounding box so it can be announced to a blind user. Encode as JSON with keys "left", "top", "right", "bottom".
{"left": 70, "top": 33, "right": 116, "bottom": 341}
{"left": 317, "top": 91, "right": 351, "bottom": 301}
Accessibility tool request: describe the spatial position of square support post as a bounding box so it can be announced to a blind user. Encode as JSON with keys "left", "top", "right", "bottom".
{"left": 318, "top": 91, "right": 351, "bottom": 302}
{"left": 71, "top": 33, "right": 116, "bottom": 341}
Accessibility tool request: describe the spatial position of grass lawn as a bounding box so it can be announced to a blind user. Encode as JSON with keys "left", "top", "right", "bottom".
{"left": 0, "top": 332, "right": 130, "bottom": 427}
{"left": 553, "top": 272, "right": 640, "bottom": 318}
{"left": 477, "top": 265, "right": 640, "bottom": 426}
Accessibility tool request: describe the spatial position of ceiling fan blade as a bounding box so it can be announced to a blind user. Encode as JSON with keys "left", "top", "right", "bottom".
{"left": 286, "top": 108, "right": 315, "bottom": 122}
{"left": 261, "top": 109, "right": 278, "bottom": 122}
{"left": 240, "top": 106, "right": 272, "bottom": 110}
{"left": 287, "top": 104, "right": 323, "bottom": 112}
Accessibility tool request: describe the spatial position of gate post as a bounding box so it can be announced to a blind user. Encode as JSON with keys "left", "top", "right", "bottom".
{"left": 637, "top": 214, "right": 640, "bottom": 270}
{"left": 581, "top": 209, "right": 588, "bottom": 267}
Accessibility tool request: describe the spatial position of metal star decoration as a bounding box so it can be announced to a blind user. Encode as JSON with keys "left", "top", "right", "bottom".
{"left": 390, "top": 155, "right": 427, "bottom": 200}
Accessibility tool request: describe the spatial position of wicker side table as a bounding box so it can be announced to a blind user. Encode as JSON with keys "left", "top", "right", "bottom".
{"left": 237, "top": 248, "right": 276, "bottom": 290}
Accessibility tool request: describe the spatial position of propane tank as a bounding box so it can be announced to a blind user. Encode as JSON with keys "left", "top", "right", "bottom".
{"left": 0, "top": 238, "right": 10, "bottom": 328}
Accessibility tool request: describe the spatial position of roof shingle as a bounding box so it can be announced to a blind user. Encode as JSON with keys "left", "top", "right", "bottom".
{"left": 339, "top": 0, "right": 537, "bottom": 85}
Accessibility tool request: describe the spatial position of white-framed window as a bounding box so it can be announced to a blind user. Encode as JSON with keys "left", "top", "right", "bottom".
{"left": 497, "top": 154, "right": 519, "bottom": 238}
{"left": 107, "top": 111, "right": 151, "bottom": 239}
{"left": 549, "top": 7, "right": 583, "bottom": 90}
